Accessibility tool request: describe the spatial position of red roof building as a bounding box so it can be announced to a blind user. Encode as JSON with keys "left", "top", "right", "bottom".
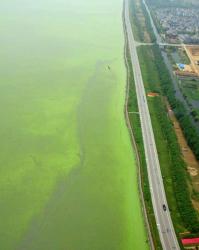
{"left": 182, "top": 238, "right": 199, "bottom": 245}
{"left": 147, "top": 92, "right": 159, "bottom": 97}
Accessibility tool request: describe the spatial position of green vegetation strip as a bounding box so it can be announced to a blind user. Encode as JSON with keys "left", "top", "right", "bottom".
{"left": 129, "top": 0, "right": 199, "bottom": 238}
{"left": 125, "top": 42, "right": 162, "bottom": 249}
{"left": 129, "top": 0, "right": 155, "bottom": 43}
{"left": 138, "top": 44, "right": 199, "bottom": 236}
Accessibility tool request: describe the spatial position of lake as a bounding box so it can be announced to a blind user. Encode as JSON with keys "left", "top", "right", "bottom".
{"left": 0, "top": 0, "right": 148, "bottom": 249}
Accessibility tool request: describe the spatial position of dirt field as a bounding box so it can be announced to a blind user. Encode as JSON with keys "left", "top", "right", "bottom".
{"left": 166, "top": 102, "right": 199, "bottom": 211}
{"left": 185, "top": 46, "right": 199, "bottom": 76}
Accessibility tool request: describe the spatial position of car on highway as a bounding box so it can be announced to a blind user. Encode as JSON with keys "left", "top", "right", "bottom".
{"left": 163, "top": 204, "right": 167, "bottom": 211}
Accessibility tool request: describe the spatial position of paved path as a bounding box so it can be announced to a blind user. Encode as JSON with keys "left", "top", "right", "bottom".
{"left": 124, "top": 0, "right": 180, "bottom": 249}
{"left": 135, "top": 41, "right": 199, "bottom": 47}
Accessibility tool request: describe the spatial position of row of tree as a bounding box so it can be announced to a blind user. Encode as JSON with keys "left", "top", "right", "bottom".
{"left": 155, "top": 97, "right": 199, "bottom": 232}
{"left": 152, "top": 45, "right": 199, "bottom": 232}
{"left": 131, "top": 0, "right": 199, "bottom": 233}
{"left": 153, "top": 46, "right": 199, "bottom": 161}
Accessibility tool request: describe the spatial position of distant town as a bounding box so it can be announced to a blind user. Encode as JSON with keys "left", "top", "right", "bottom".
{"left": 154, "top": 7, "right": 199, "bottom": 44}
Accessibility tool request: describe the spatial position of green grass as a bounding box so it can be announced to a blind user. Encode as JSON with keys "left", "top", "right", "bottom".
{"left": 0, "top": 0, "right": 149, "bottom": 249}
{"left": 181, "top": 79, "right": 199, "bottom": 100}
{"left": 129, "top": 0, "right": 155, "bottom": 43}
{"left": 179, "top": 49, "right": 190, "bottom": 65}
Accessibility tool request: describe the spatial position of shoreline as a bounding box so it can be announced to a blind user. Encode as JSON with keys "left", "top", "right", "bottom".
{"left": 122, "top": 1, "right": 154, "bottom": 249}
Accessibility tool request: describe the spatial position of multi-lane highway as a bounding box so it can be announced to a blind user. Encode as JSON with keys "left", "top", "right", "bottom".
{"left": 124, "top": 0, "right": 180, "bottom": 249}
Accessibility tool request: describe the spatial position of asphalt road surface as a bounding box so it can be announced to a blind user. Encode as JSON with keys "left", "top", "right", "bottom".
{"left": 124, "top": 0, "right": 180, "bottom": 249}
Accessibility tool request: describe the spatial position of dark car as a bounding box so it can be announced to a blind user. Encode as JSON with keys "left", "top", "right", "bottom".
{"left": 163, "top": 204, "right": 167, "bottom": 211}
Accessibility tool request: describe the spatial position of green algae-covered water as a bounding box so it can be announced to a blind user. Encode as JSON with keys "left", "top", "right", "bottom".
{"left": 0, "top": 0, "right": 148, "bottom": 249}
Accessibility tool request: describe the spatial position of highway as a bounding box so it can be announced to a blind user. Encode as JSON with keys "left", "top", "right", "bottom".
{"left": 124, "top": 0, "right": 180, "bottom": 249}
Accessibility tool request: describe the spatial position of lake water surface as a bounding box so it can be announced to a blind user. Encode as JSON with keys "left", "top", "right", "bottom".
{"left": 0, "top": 0, "right": 148, "bottom": 249}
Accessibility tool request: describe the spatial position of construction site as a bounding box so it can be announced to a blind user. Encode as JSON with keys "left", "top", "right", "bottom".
{"left": 176, "top": 45, "right": 199, "bottom": 77}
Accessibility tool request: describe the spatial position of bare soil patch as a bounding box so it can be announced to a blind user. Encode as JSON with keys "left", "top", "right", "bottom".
{"left": 185, "top": 46, "right": 199, "bottom": 76}
{"left": 166, "top": 101, "right": 199, "bottom": 211}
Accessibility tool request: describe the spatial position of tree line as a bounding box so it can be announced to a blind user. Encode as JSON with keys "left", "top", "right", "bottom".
{"left": 152, "top": 45, "right": 199, "bottom": 232}
{"left": 153, "top": 46, "right": 199, "bottom": 161}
